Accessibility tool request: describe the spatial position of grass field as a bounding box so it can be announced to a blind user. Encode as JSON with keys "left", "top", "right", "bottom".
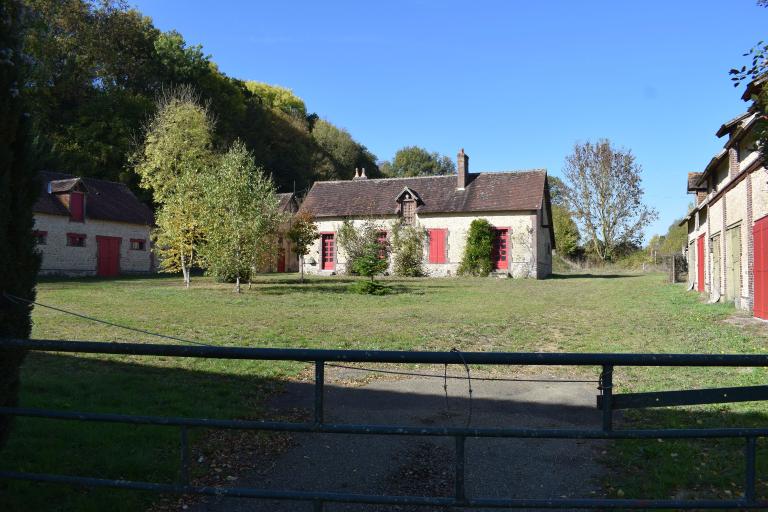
{"left": 1, "top": 272, "right": 767, "bottom": 509}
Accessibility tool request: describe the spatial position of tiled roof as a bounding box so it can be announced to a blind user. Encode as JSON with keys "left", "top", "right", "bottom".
{"left": 277, "top": 192, "right": 297, "bottom": 213}
{"left": 35, "top": 171, "right": 153, "bottom": 225}
{"left": 299, "top": 170, "right": 547, "bottom": 218}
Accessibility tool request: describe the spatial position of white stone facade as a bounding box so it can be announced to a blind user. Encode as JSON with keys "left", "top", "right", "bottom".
{"left": 303, "top": 210, "right": 552, "bottom": 279}
{"left": 34, "top": 213, "right": 153, "bottom": 276}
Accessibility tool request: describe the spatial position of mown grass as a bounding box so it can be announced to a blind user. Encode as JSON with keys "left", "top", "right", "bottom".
{"left": 0, "top": 271, "right": 766, "bottom": 509}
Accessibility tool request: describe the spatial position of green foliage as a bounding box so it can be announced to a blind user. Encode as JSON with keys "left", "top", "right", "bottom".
{"left": 245, "top": 81, "right": 307, "bottom": 118}
{"left": 552, "top": 205, "right": 580, "bottom": 257}
{"left": 390, "top": 222, "right": 426, "bottom": 277}
{"left": 286, "top": 211, "right": 320, "bottom": 283}
{"left": 133, "top": 88, "right": 215, "bottom": 285}
{"left": 351, "top": 241, "right": 389, "bottom": 282}
{"left": 336, "top": 219, "right": 384, "bottom": 275}
{"left": 547, "top": 176, "right": 567, "bottom": 208}
{"left": 0, "top": 0, "right": 40, "bottom": 448}
{"left": 458, "top": 219, "right": 494, "bottom": 276}
{"left": 311, "top": 119, "right": 379, "bottom": 181}
{"left": 198, "top": 141, "right": 282, "bottom": 292}
{"left": 349, "top": 280, "right": 391, "bottom": 295}
{"left": 380, "top": 146, "right": 455, "bottom": 177}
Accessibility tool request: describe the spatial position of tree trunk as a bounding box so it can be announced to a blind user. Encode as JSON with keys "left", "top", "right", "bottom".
{"left": 181, "top": 256, "right": 190, "bottom": 288}
{"left": 235, "top": 276, "right": 241, "bottom": 293}
{"left": 300, "top": 255, "right": 305, "bottom": 284}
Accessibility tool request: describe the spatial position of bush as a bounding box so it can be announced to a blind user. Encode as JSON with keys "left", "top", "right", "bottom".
{"left": 337, "top": 219, "right": 384, "bottom": 275}
{"left": 349, "top": 280, "right": 391, "bottom": 295}
{"left": 391, "top": 222, "right": 426, "bottom": 277}
{"left": 458, "top": 219, "right": 494, "bottom": 276}
{"left": 351, "top": 240, "right": 389, "bottom": 281}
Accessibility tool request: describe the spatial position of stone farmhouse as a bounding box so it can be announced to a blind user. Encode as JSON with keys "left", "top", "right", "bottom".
{"left": 681, "top": 78, "right": 768, "bottom": 319}
{"left": 34, "top": 171, "right": 154, "bottom": 277}
{"left": 299, "top": 149, "right": 554, "bottom": 278}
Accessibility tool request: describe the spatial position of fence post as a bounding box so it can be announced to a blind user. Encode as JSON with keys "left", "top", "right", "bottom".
{"left": 455, "top": 435, "right": 466, "bottom": 505}
{"left": 600, "top": 365, "right": 614, "bottom": 432}
{"left": 745, "top": 436, "right": 756, "bottom": 502}
{"left": 314, "top": 360, "right": 325, "bottom": 426}
{"left": 179, "top": 425, "right": 190, "bottom": 486}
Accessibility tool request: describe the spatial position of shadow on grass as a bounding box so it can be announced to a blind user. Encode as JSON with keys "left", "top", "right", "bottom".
{"left": 256, "top": 281, "right": 416, "bottom": 296}
{"left": 548, "top": 273, "right": 641, "bottom": 280}
{"left": 1, "top": 352, "right": 767, "bottom": 509}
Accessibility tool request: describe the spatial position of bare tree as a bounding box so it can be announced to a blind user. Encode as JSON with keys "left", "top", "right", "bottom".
{"left": 563, "top": 139, "right": 657, "bottom": 261}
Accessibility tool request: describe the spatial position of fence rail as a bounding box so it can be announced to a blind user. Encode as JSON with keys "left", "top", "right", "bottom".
{"left": 1, "top": 338, "right": 767, "bottom": 509}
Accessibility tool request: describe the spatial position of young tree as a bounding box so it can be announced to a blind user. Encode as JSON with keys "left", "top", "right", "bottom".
{"left": 286, "top": 211, "right": 319, "bottom": 283}
{"left": 352, "top": 241, "right": 390, "bottom": 282}
{"left": 337, "top": 219, "right": 383, "bottom": 274}
{"left": 390, "top": 222, "right": 427, "bottom": 277}
{"left": 199, "top": 141, "right": 282, "bottom": 293}
{"left": 458, "top": 219, "right": 494, "bottom": 276}
{"left": 552, "top": 205, "right": 580, "bottom": 258}
{"left": 0, "top": 0, "right": 40, "bottom": 448}
{"left": 563, "top": 139, "right": 657, "bottom": 262}
{"left": 133, "top": 86, "right": 215, "bottom": 286}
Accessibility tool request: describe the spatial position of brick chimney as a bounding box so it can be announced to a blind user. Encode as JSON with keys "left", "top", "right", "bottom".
{"left": 457, "top": 148, "right": 468, "bottom": 190}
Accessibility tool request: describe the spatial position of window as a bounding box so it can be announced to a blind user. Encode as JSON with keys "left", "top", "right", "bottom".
{"left": 428, "top": 229, "right": 447, "bottom": 264}
{"left": 402, "top": 199, "right": 416, "bottom": 225}
{"left": 130, "top": 238, "right": 146, "bottom": 251}
{"left": 33, "top": 230, "right": 47, "bottom": 245}
{"left": 69, "top": 192, "right": 84, "bottom": 222}
{"left": 67, "top": 233, "right": 86, "bottom": 247}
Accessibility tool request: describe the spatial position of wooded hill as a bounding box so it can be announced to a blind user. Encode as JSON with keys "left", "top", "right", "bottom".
{"left": 23, "top": 0, "right": 380, "bottom": 203}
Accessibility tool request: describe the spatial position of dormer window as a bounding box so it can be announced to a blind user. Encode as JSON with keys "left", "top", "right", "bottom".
{"left": 395, "top": 186, "right": 421, "bottom": 225}
{"left": 402, "top": 198, "right": 416, "bottom": 225}
{"left": 69, "top": 191, "right": 84, "bottom": 222}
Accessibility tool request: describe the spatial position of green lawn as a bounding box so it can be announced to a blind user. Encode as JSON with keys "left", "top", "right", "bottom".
{"left": 0, "top": 272, "right": 766, "bottom": 509}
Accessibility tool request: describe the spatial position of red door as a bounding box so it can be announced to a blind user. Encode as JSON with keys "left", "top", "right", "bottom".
{"left": 321, "top": 234, "right": 335, "bottom": 270}
{"left": 96, "top": 236, "right": 121, "bottom": 277}
{"left": 754, "top": 217, "right": 768, "bottom": 319}
{"left": 277, "top": 248, "right": 286, "bottom": 273}
{"left": 697, "top": 235, "right": 705, "bottom": 292}
{"left": 491, "top": 228, "right": 509, "bottom": 270}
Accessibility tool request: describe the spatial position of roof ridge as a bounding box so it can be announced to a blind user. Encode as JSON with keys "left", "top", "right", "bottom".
{"left": 314, "top": 169, "right": 547, "bottom": 185}
{"left": 40, "top": 170, "right": 131, "bottom": 188}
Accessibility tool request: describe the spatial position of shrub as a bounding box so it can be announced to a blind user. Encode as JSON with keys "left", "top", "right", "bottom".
{"left": 337, "top": 219, "right": 385, "bottom": 275}
{"left": 349, "top": 280, "right": 391, "bottom": 295}
{"left": 352, "top": 240, "right": 389, "bottom": 281}
{"left": 458, "top": 219, "right": 494, "bottom": 276}
{"left": 391, "top": 222, "right": 426, "bottom": 277}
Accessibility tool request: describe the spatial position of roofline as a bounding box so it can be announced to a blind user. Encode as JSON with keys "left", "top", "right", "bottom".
{"left": 309, "top": 169, "right": 548, "bottom": 186}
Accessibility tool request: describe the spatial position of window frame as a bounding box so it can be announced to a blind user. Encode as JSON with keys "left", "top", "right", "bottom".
{"left": 130, "top": 238, "right": 146, "bottom": 251}
{"left": 67, "top": 232, "right": 87, "bottom": 247}
{"left": 33, "top": 230, "right": 48, "bottom": 245}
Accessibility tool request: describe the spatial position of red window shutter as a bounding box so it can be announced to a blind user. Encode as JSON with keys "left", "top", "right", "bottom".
{"left": 428, "top": 229, "right": 446, "bottom": 264}
{"left": 70, "top": 192, "right": 84, "bottom": 222}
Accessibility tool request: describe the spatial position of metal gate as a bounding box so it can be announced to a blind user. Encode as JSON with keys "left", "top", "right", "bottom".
{"left": 1, "top": 338, "right": 767, "bottom": 509}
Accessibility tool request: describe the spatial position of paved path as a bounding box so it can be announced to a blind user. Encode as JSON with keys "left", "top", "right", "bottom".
{"left": 189, "top": 367, "right": 606, "bottom": 512}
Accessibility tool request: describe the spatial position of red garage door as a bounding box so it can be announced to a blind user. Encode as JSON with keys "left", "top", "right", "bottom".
{"left": 754, "top": 217, "right": 768, "bottom": 319}
{"left": 96, "top": 236, "right": 121, "bottom": 277}
{"left": 697, "top": 235, "right": 705, "bottom": 292}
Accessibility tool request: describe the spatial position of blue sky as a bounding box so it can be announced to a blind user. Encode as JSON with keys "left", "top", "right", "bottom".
{"left": 132, "top": 0, "right": 767, "bottom": 239}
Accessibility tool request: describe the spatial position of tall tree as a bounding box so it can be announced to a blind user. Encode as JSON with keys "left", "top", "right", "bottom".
{"left": 133, "top": 86, "right": 215, "bottom": 286}
{"left": 380, "top": 146, "right": 455, "bottom": 177}
{"left": 199, "top": 141, "right": 282, "bottom": 293}
{"left": 552, "top": 206, "right": 580, "bottom": 258}
{"left": 245, "top": 81, "right": 307, "bottom": 118}
{"left": 563, "top": 139, "right": 657, "bottom": 261}
{"left": 311, "top": 119, "right": 379, "bottom": 180}
{"left": 0, "top": 0, "right": 40, "bottom": 448}
{"left": 286, "top": 211, "right": 319, "bottom": 284}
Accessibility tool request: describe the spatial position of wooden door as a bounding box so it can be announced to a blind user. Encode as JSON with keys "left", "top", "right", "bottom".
{"left": 96, "top": 236, "right": 121, "bottom": 277}
{"left": 697, "top": 235, "right": 705, "bottom": 292}
{"left": 277, "top": 249, "right": 286, "bottom": 272}
{"left": 711, "top": 233, "right": 721, "bottom": 297}
{"left": 754, "top": 217, "right": 768, "bottom": 319}
{"left": 726, "top": 225, "right": 741, "bottom": 301}
{"left": 491, "top": 228, "right": 509, "bottom": 270}
{"left": 321, "top": 234, "right": 335, "bottom": 270}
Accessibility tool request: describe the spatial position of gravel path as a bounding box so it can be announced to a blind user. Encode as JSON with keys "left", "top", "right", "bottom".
{"left": 188, "top": 366, "right": 606, "bottom": 512}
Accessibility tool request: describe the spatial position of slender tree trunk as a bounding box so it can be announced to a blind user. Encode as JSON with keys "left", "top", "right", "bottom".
{"left": 235, "top": 276, "right": 241, "bottom": 293}
{"left": 181, "top": 255, "right": 190, "bottom": 288}
{"left": 300, "top": 254, "right": 305, "bottom": 283}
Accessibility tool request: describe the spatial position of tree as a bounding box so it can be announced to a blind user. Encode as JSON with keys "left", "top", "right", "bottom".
{"left": 0, "top": 0, "right": 40, "bottom": 448}
{"left": 391, "top": 222, "right": 426, "bottom": 277}
{"left": 286, "top": 211, "right": 319, "bottom": 283}
{"left": 337, "top": 219, "right": 384, "bottom": 274}
{"left": 547, "top": 176, "right": 567, "bottom": 208}
{"left": 458, "top": 219, "right": 494, "bottom": 276}
{"left": 133, "top": 86, "right": 215, "bottom": 286}
{"left": 311, "top": 119, "right": 380, "bottom": 180}
{"left": 352, "top": 241, "right": 389, "bottom": 282}
{"left": 245, "top": 81, "right": 307, "bottom": 118}
{"left": 199, "top": 141, "right": 282, "bottom": 293}
{"left": 552, "top": 205, "right": 580, "bottom": 258}
{"left": 380, "top": 146, "right": 455, "bottom": 177}
{"left": 563, "top": 139, "right": 657, "bottom": 261}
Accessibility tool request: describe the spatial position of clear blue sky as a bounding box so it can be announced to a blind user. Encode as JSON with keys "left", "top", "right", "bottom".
{"left": 132, "top": 0, "right": 767, "bottom": 240}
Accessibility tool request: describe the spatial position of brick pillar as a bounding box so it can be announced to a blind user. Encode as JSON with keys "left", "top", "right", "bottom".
{"left": 729, "top": 147, "right": 739, "bottom": 177}
{"left": 457, "top": 149, "right": 468, "bottom": 190}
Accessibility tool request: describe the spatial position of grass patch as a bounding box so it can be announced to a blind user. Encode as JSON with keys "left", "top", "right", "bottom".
{"left": 0, "top": 271, "right": 766, "bottom": 508}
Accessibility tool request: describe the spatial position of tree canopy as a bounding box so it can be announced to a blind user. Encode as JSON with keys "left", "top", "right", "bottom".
{"left": 380, "top": 146, "right": 455, "bottom": 177}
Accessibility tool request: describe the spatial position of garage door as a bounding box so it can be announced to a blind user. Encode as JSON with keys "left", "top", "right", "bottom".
{"left": 754, "top": 217, "right": 768, "bottom": 319}
{"left": 726, "top": 225, "right": 741, "bottom": 302}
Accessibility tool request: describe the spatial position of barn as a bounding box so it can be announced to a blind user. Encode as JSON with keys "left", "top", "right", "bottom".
{"left": 299, "top": 149, "right": 554, "bottom": 278}
{"left": 33, "top": 171, "right": 154, "bottom": 277}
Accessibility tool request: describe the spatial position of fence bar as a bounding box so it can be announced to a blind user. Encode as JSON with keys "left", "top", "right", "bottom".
{"left": 455, "top": 435, "right": 466, "bottom": 504}
{"left": 179, "top": 426, "right": 190, "bottom": 486}
{"left": 745, "top": 436, "right": 757, "bottom": 502}
{"left": 315, "top": 361, "right": 324, "bottom": 425}
{"left": 600, "top": 365, "right": 613, "bottom": 432}
{"left": 313, "top": 499, "right": 323, "bottom": 511}
{"left": 6, "top": 338, "right": 768, "bottom": 367}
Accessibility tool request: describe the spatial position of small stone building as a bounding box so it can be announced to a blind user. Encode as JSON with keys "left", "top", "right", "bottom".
{"left": 34, "top": 171, "right": 154, "bottom": 277}
{"left": 681, "top": 77, "right": 768, "bottom": 318}
{"left": 299, "top": 149, "right": 554, "bottom": 278}
{"left": 264, "top": 192, "right": 300, "bottom": 273}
